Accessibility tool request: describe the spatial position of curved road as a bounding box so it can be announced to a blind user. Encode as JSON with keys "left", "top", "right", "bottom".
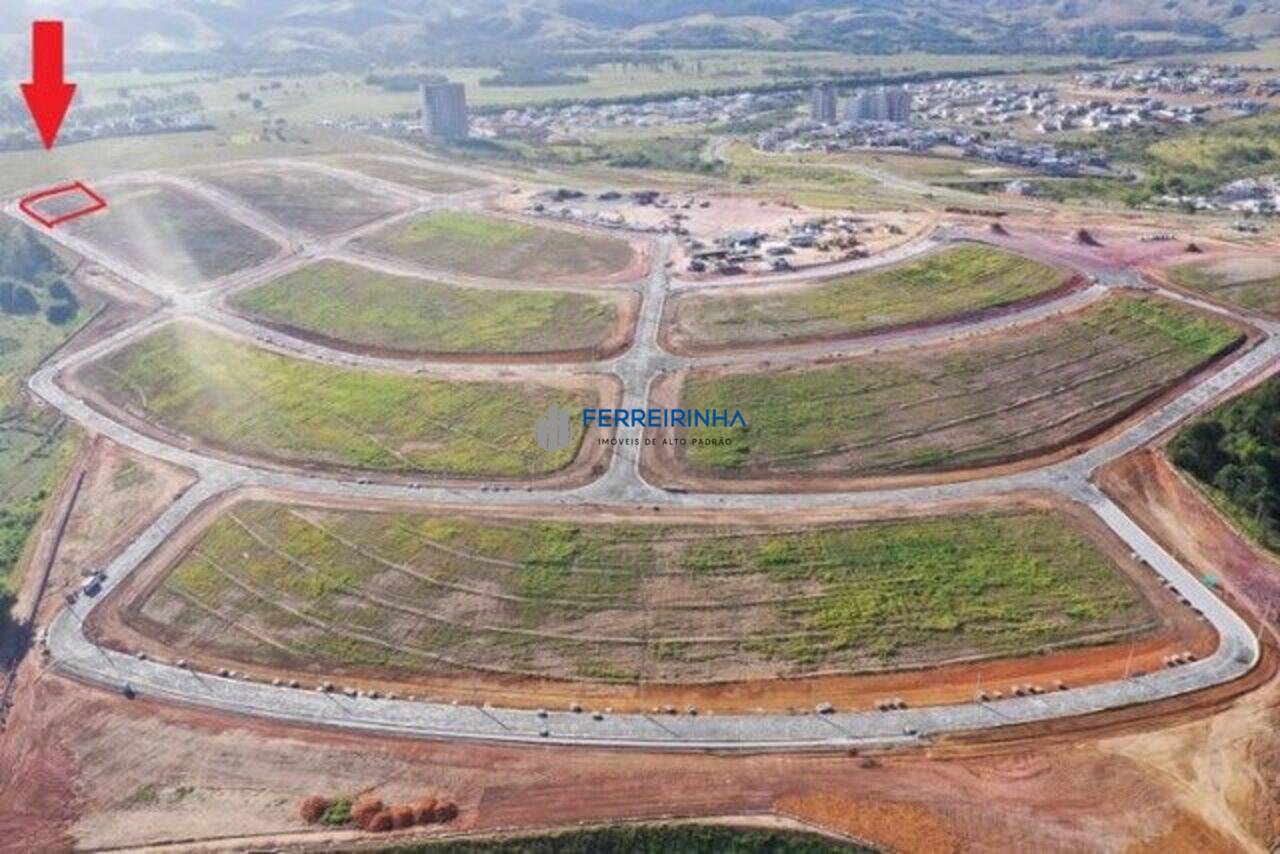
{"left": 9, "top": 154, "right": 1277, "bottom": 750}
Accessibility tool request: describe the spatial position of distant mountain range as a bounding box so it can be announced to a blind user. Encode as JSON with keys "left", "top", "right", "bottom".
{"left": 2, "top": 1, "right": 1276, "bottom": 72}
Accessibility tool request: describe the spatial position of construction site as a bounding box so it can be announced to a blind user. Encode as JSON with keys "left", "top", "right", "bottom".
{"left": 0, "top": 118, "right": 1278, "bottom": 853}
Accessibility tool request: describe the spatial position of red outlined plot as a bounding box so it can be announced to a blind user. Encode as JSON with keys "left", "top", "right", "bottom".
{"left": 18, "top": 180, "right": 107, "bottom": 229}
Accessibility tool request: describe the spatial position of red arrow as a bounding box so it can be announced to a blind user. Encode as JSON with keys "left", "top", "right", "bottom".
{"left": 20, "top": 21, "right": 77, "bottom": 151}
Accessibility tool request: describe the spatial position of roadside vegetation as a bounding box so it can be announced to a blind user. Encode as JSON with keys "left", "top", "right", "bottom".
{"left": 374, "top": 822, "right": 871, "bottom": 853}
{"left": 1049, "top": 114, "right": 1280, "bottom": 209}
{"left": 669, "top": 245, "right": 1067, "bottom": 349}
{"left": 136, "top": 502, "right": 1148, "bottom": 683}
{"left": 679, "top": 295, "right": 1241, "bottom": 476}
{"left": 0, "top": 225, "right": 93, "bottom": 628}
{"left": 80, "top": 323, "right": 596, "bottom": 477}
{"left": 1170, "top": 376, "right": 1280, "bottom": 555}
{"left": 359, "top": 210, "right": 639, "bottom": 282}
{"left": 232, "top": 261, "right": 624, "bottom": 356}
{"left": 1167, "top": 256, "right": 1280, "bottom": 319}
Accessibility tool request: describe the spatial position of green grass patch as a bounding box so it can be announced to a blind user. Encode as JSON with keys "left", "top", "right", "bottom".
{"left": 145, "top": 502, "right": 1149, "bottom": 682}
{"left": 359, "top": 210, "right": 638, "bottom": 282}
{"left": 0, "top": 223, "right": 94, "bottom": 619}
{"left": 672, "top": 244, "right": 1066, "bottom": 348}
{"left": 1167, "top": 257, "right": 1280, "bottom": 319}
{"left": 232, "top": 260, "right": 620, "bottom": 355}
{"left": 81, "top": 323, "right": 596, "bottom": 477}
{"left": 681, "top": 295, "right": 1241, "bottom": 475}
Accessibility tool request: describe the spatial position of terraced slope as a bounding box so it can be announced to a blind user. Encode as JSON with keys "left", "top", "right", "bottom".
{"left": 231, "top": 260, "right": 625, "bottom": 357}
{"left": 63, "top": 183, "right": 278, "bottom": 287}
{"left": 78, "top": 323, "right": 601, "bottom": 477}
{"left": 668, "top": 245, "right": 1069, "bottom": 350}
{"left": 132, "top": 503, "right": 1150, "bottom": 684}
{"left": 358, "top": 211, "right": 640, "bottom": 283}
{"left": 676, "top": 296, "right": 1242, "bottom": 478}
{"left": 195, "top": 165, "right": 406, "bottom": 236}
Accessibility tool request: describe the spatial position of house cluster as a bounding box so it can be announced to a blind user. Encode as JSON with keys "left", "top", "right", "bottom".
{"left": 912, "top": 79, "right": 1057, "bottom": 126}
{"left": 683, "top": 216, "right": 876, "bottom": 276}
{"left": 0, "top": 91, "right": 209, "bottom": 151}
{"left": 756, "top": 117, "right": 1106, "bottom": 176}
{"left": 1073, "top": 65, "right": 1259, "bottom": 96}
{"left": 903, "top": 73, "right": 1269, "bottom": 136}
{"left": 522, "top": 187, "right": 708, "bottom": 232}
{"left": 1154, "top": 177, "right": 1280, "bottom": 215}
{"left": 471, "top": 91, "right": 797, "bottom": 141}
{"left": 1161, "top": 177, "right": 1280, "bottom": 215}
{"left": 1034, "top": 97, "right": 1211, "bottom": 133}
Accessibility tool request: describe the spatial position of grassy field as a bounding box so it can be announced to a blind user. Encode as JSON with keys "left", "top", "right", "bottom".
{"left": 720, "top": 143, "right": 911, "bottom": 210}
{"left": 64, "top": 183, "right": 279, "bottom": 288}
{"left": 679, "top": 296, "right": 1241, "bottom": 476}
{"left": 80, "top": 323, "right": 597, "bottom": 477}
{"left": 358, "top": 211, "right": 639, "bottom": 282}
{"left": 325, "top": 156, "right": 489, "bottom": 194}
{"left": 1167, "top": 255, "right": 1280, "bottom": 319}
{"left": 0, "top": 124, "right": 394, "bottom": 199}
{"left": 194, "top": 164, "right": 406, "bottom": 236}
{"left": 231, "top": 260, "right": 623, "bottom": 356}
{"left": 836, "top": 150, "right": 1030, "bottom": 185}
{"left": 668, "top": 245, "right": 1067, "bottom": 349}
{"left": 127, "top": 51, "right": 1080, "bottom": 124}
{"left": 136, "top": 502, "right": 1148, "bottom": 683}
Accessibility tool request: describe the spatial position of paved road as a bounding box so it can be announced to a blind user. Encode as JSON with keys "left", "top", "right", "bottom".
{"left": 11, "top": 152, "right": 1277, "bottom": 750}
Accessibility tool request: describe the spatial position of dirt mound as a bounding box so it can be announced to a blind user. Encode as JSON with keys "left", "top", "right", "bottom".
{"left": 1185, "top": 242, "right": 1203, "bottom": 254}
{"left": 989, "top": 222, "right": 1009, "bottom": 236}
{"left": 1075, "top": 228, "right": 1102, "bottom": 246}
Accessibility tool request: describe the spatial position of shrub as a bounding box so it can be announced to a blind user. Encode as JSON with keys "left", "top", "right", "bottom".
{"left": 320, "top": 797, "right": 352, "bottom": 825}
{"left": 411, "top": 798, "right": 438, "bottom": 824}
{"left": 47, "top": 280, "right": 74, "bottom": 302}
{"left": 435, "top": 800, "right": 459, "bottom": 823}
{"left": 390, "top": 804, "right": 415, "bottom": 829}
{"left": 351, "top": 794, "right": 384, "bottom": 829}
{"left": 0, "top": 281, "right": 38, "bottom": 315}
{"left": 45, "top": 302, "right": 76, "bottom": 326}
{"left": 299, "top": 795, "right": 330, "bottom": 824}
{"left": 367, "top": 810, "right": 395, "bottom": 832}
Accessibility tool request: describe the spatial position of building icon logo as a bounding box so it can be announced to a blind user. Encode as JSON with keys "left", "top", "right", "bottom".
{"left": 534, "top": 403, "right": 573, "bottom": 453}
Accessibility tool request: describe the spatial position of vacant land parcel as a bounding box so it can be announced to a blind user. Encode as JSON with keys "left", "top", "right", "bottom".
{"left": 357, "top": 211, "right": 643, "bottom": 284}
{"left": 194, "top": 164, "right": 406, "bottom": 236}
{"left": 128, "top": 503, "right": 1151, "bottom": 685}
{"left": 62, "top": 183, "right": 279, "bottom": 288}
{"left": 327, "top": 155, "right": 489, "bottom": 194}
{"left": 1167, "top": 255, "right": 1280, "bottom": 319}
{"left": 672, "top": 296, "right": 1242, "bottom": 479}
{"left": 666, "top": 244, "right": 1070, "bottom": 351}
{"left": 77, "top": 323, "right": 604, "bottom": 478}
{"left": 230, "top": 260, "right": 629, "bottom": 358}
